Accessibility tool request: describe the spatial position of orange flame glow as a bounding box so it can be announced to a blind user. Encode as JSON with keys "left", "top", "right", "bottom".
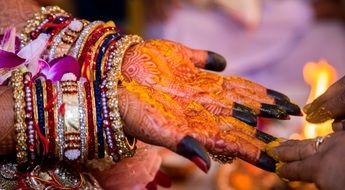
{"left": 303, "top": 60, "right": 337, "bottom": 138}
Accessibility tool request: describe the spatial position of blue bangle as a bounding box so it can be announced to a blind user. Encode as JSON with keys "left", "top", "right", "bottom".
{"left": 35, "top": 79, "right": 45, "bottom": 136}
{"left": 95, "top": 32, "right": 122, "bottom": 82}
{"left": 94, "top": 80, "right": 105, "bottom": 158}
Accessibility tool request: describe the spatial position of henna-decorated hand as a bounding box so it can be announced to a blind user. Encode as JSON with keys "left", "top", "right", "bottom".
{"left": 304, "top": 75, "right": 345, "bottom": 131}
{"left": 118, "top": 39, "right": 302, "bottom": 172}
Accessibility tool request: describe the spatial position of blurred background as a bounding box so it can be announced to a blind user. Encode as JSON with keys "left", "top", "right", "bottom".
{"left": 37, "top": 0, "right": 345, "bottom": 189}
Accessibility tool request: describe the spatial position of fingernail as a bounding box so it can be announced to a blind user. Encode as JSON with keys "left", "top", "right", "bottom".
{"left": 255, "top": 151, "right": 277, "bottom": 172}
{"left": 275, "top": 100, "right": 302, "bottom": 116}
{"left": 332, "top": 120, "right": 345, "bottom": 132}
{"left": 176, "top": 136, "right": 211, "bottom": 173}
{"left": 260, "top": 104, "right": 289, "bottom": 119}
{"left": 205, "top": 51, "right": 226, "bottom": 71}
{"left": 266, "top": 89, "right": 290, "bottom": 101}
{"left": 233, "top": 103, "right": 257, "bottom": 126}
{"left": 306, "top": 109, "right": 332, "bottom": 123}
{"left": 303, "top": 103, "right": 312, "bottom": 114}
{"left": 256, "top": 130, "right": 277, "bottom": 144}
{"left": 191, "top": 156, "right": 209, "bottom": 173}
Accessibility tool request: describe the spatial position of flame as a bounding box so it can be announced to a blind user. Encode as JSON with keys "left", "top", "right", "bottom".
{"left": 303, "top": 60, "right": 337, "bottom": 138}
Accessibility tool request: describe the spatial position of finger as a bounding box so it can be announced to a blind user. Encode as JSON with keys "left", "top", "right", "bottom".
{"left": 224, "top": 89, "right": 290, "bottom": 119}
{"left": 224, "top": 77, "right": 302, "bottom": 116}
{"left": 332, "top": 119, "right": 345, "bottom": 132}
{"left": 306, "top": 90, "right": 345, "bottom": 123}
{"left": 184, "top": 46, "right": 227, "bottom": 71}
{"left": 304, "top": 75, "right": 345, "bottom": 114}
{"left": 277, "top": 158, "right": 317, "bottom": 182}
{"left": 269, "top": 139, "right": 316, "bottom": 162}
{"left": 218, "top": 116, "right": 277, "bottom": 145}
{"left": 203, "top": 102, "right": 257, "bottom": 127}
{"left": 118, "top": 84, "right": 211, "bottom": 173}
{"left": 224, "top": 76, "right": 291, "bottom": 101}
{"left": 217, "top": 130, "right": 277, "bottom": 172}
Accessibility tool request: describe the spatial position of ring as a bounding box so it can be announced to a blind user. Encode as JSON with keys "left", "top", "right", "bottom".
{"left": 314, "top": 135, "right": 329, "bottom": 153}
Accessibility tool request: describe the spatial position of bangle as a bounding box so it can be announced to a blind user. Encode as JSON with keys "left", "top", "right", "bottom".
{"left": 100, "top": 81, "right": 116, "bottom": 157}
{"left": 77, "top": 81, "right": 88, "bottom": 160}
{"left": 10, "top": 70, "right": 28, "bottom": 164}
{"left": 20, "top": 6, "right": 68, "bottom": 46}
{"left": 84, "top": 82, "right": 96, "bottom": 160}
{"left": 56, "top": 81, "right": 65, "bottom": 160}
{"left": 95, "top": 32, "right": 122, "bottom": 82}
{"left": 23, "top": 73, "right": 37, "bottom": 165}
{"left": 45, "top": 80, "right": 56, "bottom": 157}
{"left": 104, "top": 35, "right": 143, "bottom": 161}
{"left": 68, "top": 21, "right": 104, "bottom": 59}
{"left": 35, "top": 79, "right": 46, "bottom": 136}
{"left": 93, "top": 80, "right": 105, "bottom": 158}
{"left": 79, "top": 22, "right": 117, "bottom": 80}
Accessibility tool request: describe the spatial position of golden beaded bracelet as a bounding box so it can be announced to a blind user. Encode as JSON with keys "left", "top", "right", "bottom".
{"left": 10, "top": 70, "right": 28, "bottom": 164}
{"left": 20, "top": 6, "right": 67, "bottom": 46}
{"left": 105, "top": 35, "right": 144, "bottom": 160}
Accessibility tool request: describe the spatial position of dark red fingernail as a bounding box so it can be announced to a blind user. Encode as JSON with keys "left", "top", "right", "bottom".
{"left": 191, "top": 156, "right": 209, "bottom": 173}
{"left": 176, "top": 136, "right": 211, "bottom": 173}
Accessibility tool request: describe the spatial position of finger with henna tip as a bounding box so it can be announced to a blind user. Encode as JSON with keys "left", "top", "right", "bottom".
{"left": 254, "top": 151, "right": 277, "bottom": 172}
{"left": 260, "top": 104, "right": 290, "bottom": 119}
{"left": 232, "top": 103, "right": 257, "bottom": 126}
{"left": 176, "top": 136, "right": 211, "bottom": 173}
{"left": 332, "top": 119, "right": 345, "bottom": 132}
{"left": 266, "top": 89, "right": 290, "bottom": 101}
{"left": 275, "top": 100, "right": 303, "bottom": 116}
{"left": 255, "top": 130, "right": 277, "bottom": 144}
{"left": 186, "top": 47, "right": 226, "bottom": 71}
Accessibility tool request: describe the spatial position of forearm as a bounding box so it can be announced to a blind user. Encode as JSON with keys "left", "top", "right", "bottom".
{"left": 0, "top": 86, "right": 15, "bottom": 155}
{"left": 0, "top": 0, "right": 40, "bottom": 33}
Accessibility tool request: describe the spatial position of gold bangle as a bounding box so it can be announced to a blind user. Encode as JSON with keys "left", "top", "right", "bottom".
{"left": 10, "top": 70, "right": 28, "bottom": 164}
{"left": 20, "top": 6, "right": 67, "bottom": 46}
{"left": 105, "top": 35, "right": 143, "bottom": 160}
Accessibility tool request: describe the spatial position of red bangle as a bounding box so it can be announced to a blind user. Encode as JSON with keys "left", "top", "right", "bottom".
{"left": 79, "top": 26, "right": 117, "bottom": 78}
{"left": 84, "top": 81, "right": 96, "bottom": 159}
{"left": 45, "top": 80, "right": 56, "bottom": 155}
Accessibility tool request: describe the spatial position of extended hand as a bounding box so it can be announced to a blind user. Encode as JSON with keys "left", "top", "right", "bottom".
{"left": 268, "top": 132, "right": 345, "bottom": 190}
{"left": 118, "top": 39, "right": 302, "bottom": 172}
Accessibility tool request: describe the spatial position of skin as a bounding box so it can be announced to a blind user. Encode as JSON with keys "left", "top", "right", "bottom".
{"left": 304, "top": 75, "right": 345, "bottom": 131}
{"left": 269, "top": 132, "right": 345, "bottom": 190}
{"left": 269, "top": 76, "right": 345, "bottom": 189}
{"left": 0, "top": 0, "right": 301, "bottom": 173}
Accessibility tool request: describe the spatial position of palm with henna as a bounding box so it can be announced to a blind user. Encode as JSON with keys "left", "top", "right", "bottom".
{"left": 116, "top": 39, "right": 302, "bottom": 172}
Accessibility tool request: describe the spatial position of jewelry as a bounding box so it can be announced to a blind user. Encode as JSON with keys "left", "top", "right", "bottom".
{"left": 10, "top": 70, "right": 28, "bottom": 164}
{"left": 315, "top": 135, "right": 330, "bottom": 153}
{"left": 84, "top": 82, "right": 96, "bottom": 159}
{"left": 93, "top": 81, "right": 105, "bottom": 158}
{"left": 46, "top": 80, "right": 56, "bottom": 156}
{"left": 23, "top": 73, "right": 37, "bottom": 164}
{"left": 104, "top": 35, "right": 143, "bottom": 160}
{"left": 20, "top": 6, "right": 68, "bottom": 46}
{"left": 68, "top": 21, "right": 104, "bottom": 58}
{"left": 77, "top": 81, "right": 88, "bottom": 160}
{"left": 56, "top": 82, "right": 65, "bottom": 160}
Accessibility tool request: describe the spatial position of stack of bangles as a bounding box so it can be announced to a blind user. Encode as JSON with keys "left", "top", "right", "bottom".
{"left": 11, "top": 6, "right": 143, "bottom": 169}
